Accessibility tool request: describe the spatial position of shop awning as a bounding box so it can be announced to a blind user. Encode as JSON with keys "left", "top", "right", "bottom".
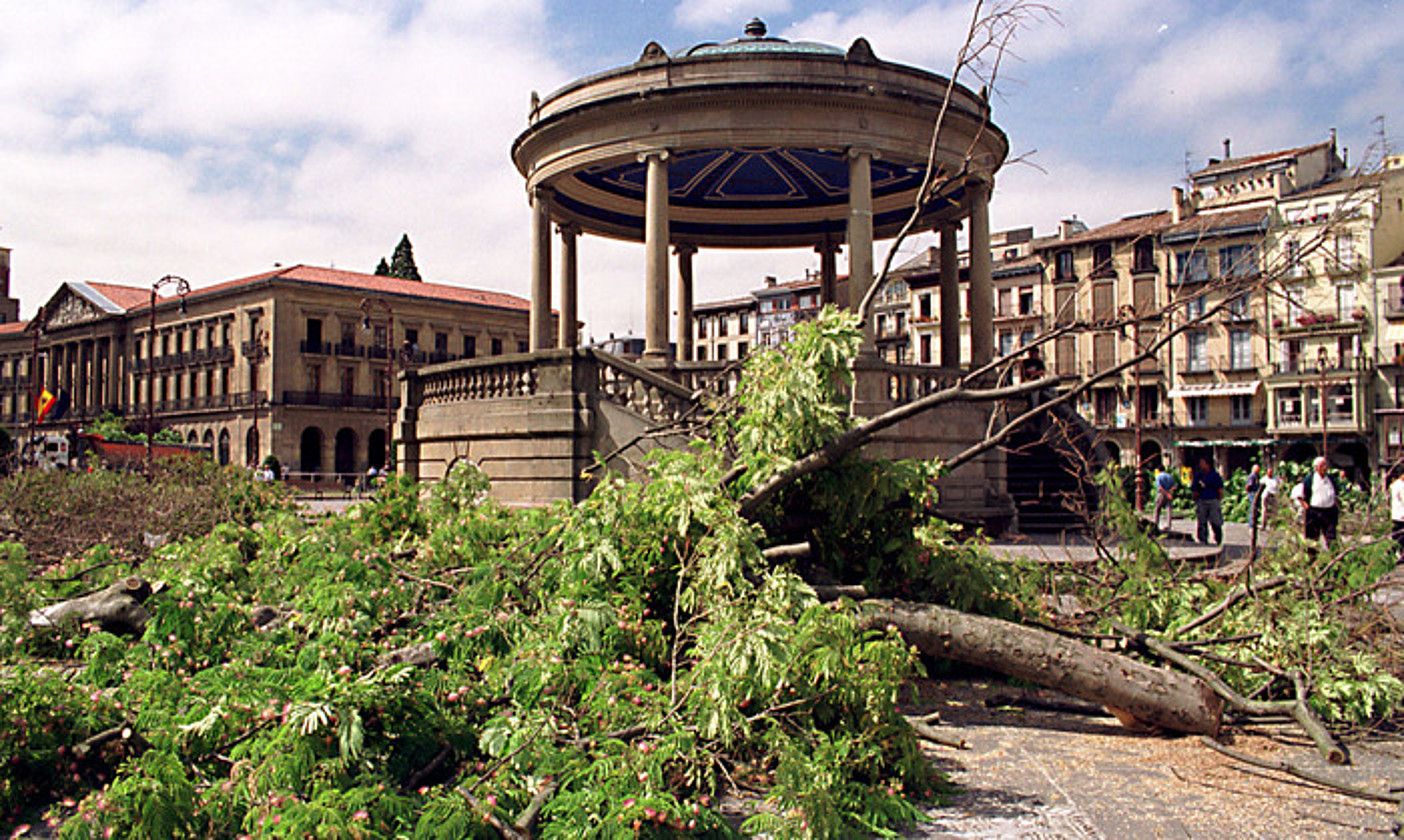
{"left": 1166, "top": 381, "right": 1261, "bottom": 399}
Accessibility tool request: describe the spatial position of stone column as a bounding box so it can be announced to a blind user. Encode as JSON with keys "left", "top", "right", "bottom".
{"left": 675, "top": 243, "right": 697, "bottom": 363}
{"left": 968, "top": 179, "right": 994, "bottom": 366}
{"left": 816, "top": 237, "right": 839, "bottom": 306}
{"left": 939, "top": 223, "right": 961, "bottom": 367}
{"left": 642, "top": 150, "right": 671, "bottom": 363}
{"left": 557, "top": 222, "right": 579, "bottom": 349}
{"left": 847, "top": 149, "right": 875, "bottom": 349}
{"left": 529, "top": 186, "right": 553, "bottom": 352}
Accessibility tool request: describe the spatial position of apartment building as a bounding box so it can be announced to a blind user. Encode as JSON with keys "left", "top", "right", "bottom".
{"left": 0, "top": 263, "right": 533, "bottom": 474}
{"left": 693, "top": 296, "right": 753, "bottom": 362}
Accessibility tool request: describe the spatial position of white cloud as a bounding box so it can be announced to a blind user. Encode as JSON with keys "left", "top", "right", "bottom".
{"left": 990, "top": 155, "right": 1175, "bottom": 236}
{"left": 674, "top": 0, "right": 791, "bottom": 31}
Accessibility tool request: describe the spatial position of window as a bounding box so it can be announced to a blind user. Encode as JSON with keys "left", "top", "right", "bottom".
{"left": 1218, "top": 244, "right": 1256, "bottom": 278}
{"left": 1336, "top": 283, "right": 1357, "bottom": 320}
{"left": 1094, "top": 388, "right": 1117, "bottom": 425}
{"left": 1284, "top": 285, "right": 1305, "bottom": 324}
{"left": 1054, "top": 287, "right": 1076, "bottom": 326}
{"left": 918, "top": 293, "right": 932, "bottom": 320}
{"left": 1228, "top": 293, "right": 1250, "bottom": 319}
{"left": 463, "top": 335, "right": 476, "bottom": 358}
{"left": 876, "top": 314, "right": 888, "bottom": 337}
{"left": 306, "top": 318, "right": 323, "bottom": 345}
{"left": 1277, "top": 387, "right": 1302, "bottom": 425}
{"left": 1134, "top": 277, "right": 1156, "bottom": 312}
{"left": 739, "top": 313, "right": 749, "bottom": 333}
{"left": 1284, "top": 238, "right": 1302, "bottom": 276}
{"left": 1185, "top": 295, "right": 1205, "bottom": 320}
{"left": 1019, "top": 286, "right": 1035, "bottom": 315}
{"left": 1229, "top": 329, "right": 1252, "bottom": 369}
{"left": 1186, "top": 331, "right": 1208, "bottom": 372}
{"left": 1187, "top": 396, "right": 1208, "bottom": 426}
{"left": 1176, "top": 249, "right": 1209, "bottom": 283}
{"left": 491, "top": 338, "right": 503, "bottom": 356}
{"left": 737, "top": 341, "right": 748, "bottom": 358}
{"left": 718, "top": 316, "right": 728, "bottom": 337}
{"left": 1055, "top": 250, "right": 1075, "bottom": 282}
{"left": 1092, "top": 282, "right": 1115, "bottom": 321}
{"left": 1092, "top": 242, "right": 1114, "bottom": 277}
{"left": 517, "top": 340, "right": 528, "bottom": 353}
{"left": 1335, "top": 232, "right": 1357, "bottom": 270}
{"left": 1093, "top": 332, "right": 1116, "bottom": 369}
{"left": 308, "top": 365, "right": 321, "bottom": 395}
{"left": 341, "top": 367, "right": 355, "bottom": 398}
{"left": 404, "top": 328, "right": 419, "bottom": 350}
{"left": 1133, "top": 239, "right": 1155, "bottom": 273}
{"left": 895, "top": 312, "right": 906, "bottom": 334}
{"left": 1138, "top": 386, "right": 1160, "bottom": 421}
{"left": 696, "top": 345, "right": 707, "bottom": 361}
{"left": 920, "top": 334, "right": 932, "bottom": 364}
{"left": 222, "top": 323, "right": 231, "bottom": 346}
{"left": 341, "top": 321, "right": 356, "bottom": 348}
{"left": 999, "top": 332, "right": 1015, "bottom": 357}
{"left": 1329, "top": 384, "right": 1354, "bottom": 421}
{"left": 435, "top": 332, "right": 448, "bottom": 353}
{"left": 373, "top": 325, "right": 387, "bottom": 350}
{"left": 698, "top": 317, "right": 708, "bottom": 339}
{"left": 1055, "top": 335, "right": 1077, "bottom": 376}
{"left": 1230, "top": 395, "right": 1252, "bottom": 425}
{"left": 997, "top": 288, "right": 1012, "bottom": 317}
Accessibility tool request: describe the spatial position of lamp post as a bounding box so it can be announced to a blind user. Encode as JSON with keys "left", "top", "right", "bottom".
{"left": 241, "top": 329, "right": 268, "bottom": 467}
{"left": 1120, "top": 304, "right": 1145, "bottom": 510}
{"left": 146, "top": 275, "right": 191, "bottom": 474}
{"left": 1318, "top": 345, "right": 1330, "bottom": 461}
{"left": 27, "top": 304, "right": 49, "bottom": 469}
{"left": 359, "top": 297, "right": 395, "bottom": 471}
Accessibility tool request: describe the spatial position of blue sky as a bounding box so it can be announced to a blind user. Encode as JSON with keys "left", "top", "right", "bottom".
{"left": 1, "top": 0, "right": 1400, "bottom": 336}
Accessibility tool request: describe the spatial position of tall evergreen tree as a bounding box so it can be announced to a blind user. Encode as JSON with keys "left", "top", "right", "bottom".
{"left": 388, "top": 234, "right": 421, "bottom": 281}
{"left": 374, "top": 257, "right": 391, "bottom": 276}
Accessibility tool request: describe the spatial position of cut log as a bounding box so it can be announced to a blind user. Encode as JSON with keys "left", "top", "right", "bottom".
{"left": 863, "top": 598, "right": 1223, "bottom": 736}
{"left": 30, "top": 577, "right": 153, "bottom": 636}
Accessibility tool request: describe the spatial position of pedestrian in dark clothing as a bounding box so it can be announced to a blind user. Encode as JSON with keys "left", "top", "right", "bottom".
{"left": 1245, "top": 464, "right": 1263, "bottom": 534}
{"left": 1191, "top": 457, "right": 1224, "bottom": 545}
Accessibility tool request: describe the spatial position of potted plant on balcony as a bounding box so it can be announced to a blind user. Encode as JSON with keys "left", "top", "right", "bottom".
{"left": 1352, "top": 306, "right": 1368, "bottom": 321}
{"left": 1271, "top": 316, "right": 1284, "bottom": 328}
{"left": 1297, "top": 312, "right": 1318, "bottom": 327}
{"left": 1319, "top": 312, "right": 1337, "bottom": 324}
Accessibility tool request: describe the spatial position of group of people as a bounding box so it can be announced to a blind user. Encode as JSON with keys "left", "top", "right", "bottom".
{"left": 1150, "top": 456, "right": 1346, "bottom": 555}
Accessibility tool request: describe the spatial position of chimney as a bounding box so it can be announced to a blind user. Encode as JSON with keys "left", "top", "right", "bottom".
{"left": 764, "top": 275, "right": 777, "bottom": 287}
{"left": 1223, "top": 138, "right": 1232, "bottom": 159}
{"left": 1058, "top": 216, "right": 1087, "bottom": 240}
{"left": 0, "top": 247, "right": 9, "bottom": 295}
{"left": 1171, "top": 187, "right": 1184, "bottom": 224}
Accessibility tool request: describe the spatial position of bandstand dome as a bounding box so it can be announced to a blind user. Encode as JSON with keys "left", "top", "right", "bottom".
{"left": 511, "top": 18, "right": 1009, "bottom": 249}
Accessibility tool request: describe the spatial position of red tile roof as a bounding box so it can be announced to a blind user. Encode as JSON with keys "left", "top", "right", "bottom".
{"left": 86, "top": 282, "right": 156, "bottom": 311}
{"left": 1040, "top": 211, "right": 1172, "bottom": 248}
{"left": 132, "top": 264, "right": 529, "bottom": 313}
{"left": 0, "top": 320, "right": 29, "bottom": 335}
{"left": 1192, "top": 140, "right": 1333, "bottom": 179}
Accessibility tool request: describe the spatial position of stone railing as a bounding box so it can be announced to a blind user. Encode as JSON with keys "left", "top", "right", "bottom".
{"left": 420, "top": 355, "right": 539, "bottom": 405}
{"left": 881, "top": 363, "right": 962, "bottom": 405}
{"left": 673, "top": 360, "right": 742, "bottom": 398}
{"left": 591, "top": 350, "right": 695, "bottom": 425}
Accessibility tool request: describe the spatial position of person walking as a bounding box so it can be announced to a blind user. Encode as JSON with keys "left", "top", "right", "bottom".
{"left": 1389, "top": 462, "right": 1404, "bottom": 565}
{"left": 1245, "top": 464, "right": 1263, "bottom": 534}
{"left": 1259, "top": 464, "right": 1280, "bottom": 524}
{"left": 1191, "top": 457, "right": 1224, "bottom": 545}
{"left": 1152, "top": 466, "right": 1176, "bottom": 531}
{"left": 1291, "top": 456, "right": 1339, "bottom": 558}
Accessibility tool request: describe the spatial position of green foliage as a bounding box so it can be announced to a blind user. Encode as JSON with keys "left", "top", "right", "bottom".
{"left": 84, "top": 411, "right": 181, "bottom": 445}
{"left": 379, "top": 233, "right": 422, "bottom": 282}
{"left": 1087, "top": 468, "right": 1403, "bottom": 724}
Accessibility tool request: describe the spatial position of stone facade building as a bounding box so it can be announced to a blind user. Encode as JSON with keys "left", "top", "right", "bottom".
{"left": 0, "top": 263, "right": 532, "bottom": 475}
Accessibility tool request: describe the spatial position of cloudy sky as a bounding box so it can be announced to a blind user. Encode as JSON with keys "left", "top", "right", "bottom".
{"left": 2, "top": 0, "right": 1400, "bottom": 338}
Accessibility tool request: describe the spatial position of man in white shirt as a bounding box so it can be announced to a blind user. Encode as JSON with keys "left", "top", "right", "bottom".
{"left": 1292, "top": 456, "right": 1338, "bottom": 556}
{"left": 1389, "top": 463, "right": 1404, "bottom": 564}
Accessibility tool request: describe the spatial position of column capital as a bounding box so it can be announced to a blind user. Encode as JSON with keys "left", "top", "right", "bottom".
{"left": 555, "top": 221, "right": 581, "bottom": 238}
{"left": 673, "top": 242, "right": 697, "bottom": 257}
{"left": 530, "top": 184, "right": 555, "bottom": 204}
{"left": 846, "top": 146, "right": 881, "bottom": 161}
{"left": 814, "top": 236, "right": 842, "bottom": 255}
{"left": 637, "top": 148, "right": 670, "bottom": 164}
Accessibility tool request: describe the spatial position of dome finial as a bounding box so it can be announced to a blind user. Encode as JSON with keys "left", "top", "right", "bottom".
{"left": 744, "top": 17, "right": 767, "bottom": 38}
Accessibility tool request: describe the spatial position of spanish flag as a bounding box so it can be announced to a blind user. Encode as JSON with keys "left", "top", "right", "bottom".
{"left": 35, "top": 388, "right": 56, "bottom": 423}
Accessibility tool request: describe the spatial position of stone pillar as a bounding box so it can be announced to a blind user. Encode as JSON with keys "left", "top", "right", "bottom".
{"left": 642, "top": 150, "right": 671, "bottom": 363}
{"left": 939, "top": 223, "right": 961, "bottom": 367}
{"left": 529, "top": 186, "right": 553, "bottom": 352}
{"left": 847, "top": 149, "right": 875, "bottom": 349}
{"left": 816, "top": 237, "right": 839, "bottom": 306}
{"left": 675, "top": 243, "right": 696, "bottom": 363}
{"left": 968, "top": 179, "right": 994, "bottom": 366}
{"left": 557, "top": 222, "right": 579, "bottom": 349}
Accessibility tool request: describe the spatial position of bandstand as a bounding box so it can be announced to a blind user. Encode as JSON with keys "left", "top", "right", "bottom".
{"left": 399, "top": 21, "right": 1047, "bottom": 531}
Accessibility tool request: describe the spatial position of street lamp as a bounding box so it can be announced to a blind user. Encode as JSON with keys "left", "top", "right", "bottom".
{"left": 26, "top": 304, "right": 50, "bottom": 469}
{"left": 147, "top": 275, "right": 191, "bottom": 474}
{"left": 1318, "top": 345, "right": 1330, "bottom": 461}
{"left": 359, "top": 297, "right": 395, "bottom": 471}
{"left": 1119, "top": 304, "right": 1145, "bottom": 510}
{"left": 241, "top": 329, "right": 268, "bottom": 467}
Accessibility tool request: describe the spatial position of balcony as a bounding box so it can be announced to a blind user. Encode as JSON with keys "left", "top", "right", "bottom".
{"left": 1275, "top": 312, "right": 1366, "bottom": 336}
{"left": 1179, "top": 359, "right": 1214, "bottom": 376}
{"left": 300, "top": 339, "right": 332, "bottom": 355}
{"left": 333, "top": 341, "right": 363, "bottom": 357}
{"left": 993, "top": 306, "right": 1042, "bottom": 324}
{"left": 282, "top": 390, "right": 398, "bottom": 410}
{"left": 1271, "top": 354, "right": 1373, "bottom": 377}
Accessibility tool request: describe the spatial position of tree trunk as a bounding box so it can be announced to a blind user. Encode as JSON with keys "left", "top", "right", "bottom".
{"left": 863, "top": 599, "right": 1223, "bottom": 736}
{"left": 29, "top": 577, "right": 153, "bottom": 636}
